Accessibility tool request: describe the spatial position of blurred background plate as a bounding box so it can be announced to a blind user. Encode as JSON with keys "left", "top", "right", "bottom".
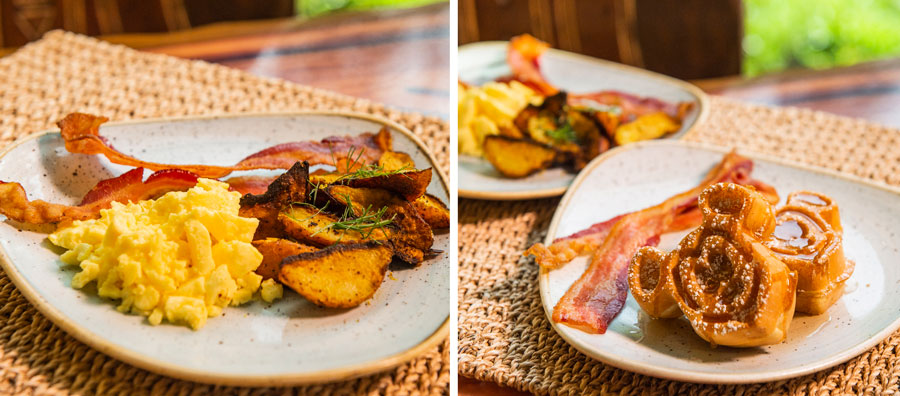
{"left": 458, "top": 41, "right": 708, "bottom": 200}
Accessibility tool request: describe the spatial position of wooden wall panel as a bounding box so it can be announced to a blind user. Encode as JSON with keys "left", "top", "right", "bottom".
{"left": 458, "top": 0, "right": 743, "bottom": 79}
{"left": 635, "top": 0, "right": 742, "bottom": 79}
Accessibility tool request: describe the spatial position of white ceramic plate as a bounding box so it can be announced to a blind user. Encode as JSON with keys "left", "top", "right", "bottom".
{"left": 540, "top": 140, "right": 900, "bottom": 383}
{"left": 458, "top": 41, "right": 709, "bottom": 200}
{"left": 0, "top": 112, "right": 449, "bottom": 386}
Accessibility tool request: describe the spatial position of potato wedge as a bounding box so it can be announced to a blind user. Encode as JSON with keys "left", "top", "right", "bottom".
{"left": 238, "top": 162, "right": 309, "bottom": 239}
{"left": 378, "top": 151, "right": 415, "bottom": 171}
{"left": 412, "top": 193, "right": 450, "bottom": 229}
{"left": 325, "top": 185, "right": 434, "bottom": 265}
{"left": 252, "top": 238, "right": 317, "bottom": 279}
{"left": 344, "top": 169, "right": 431, "bottom": 201}
{"left": 278, "top": 205, "right": 392, "bottom": 247}
{"left": 482, "top": 135, "right": 557, "bottom": 178}
{"left": 280, "top": 241, "right": 393, "bottom": 308}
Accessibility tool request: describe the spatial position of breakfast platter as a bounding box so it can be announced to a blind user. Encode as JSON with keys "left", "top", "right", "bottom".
{"left": 0, "top": 112, "right": 449, "bottom": 386}
{"left": 536, "top": 140, "right": 900, "bottom": 383}
{"left": 458, "top": 36, "right": 709, "bottom": 200}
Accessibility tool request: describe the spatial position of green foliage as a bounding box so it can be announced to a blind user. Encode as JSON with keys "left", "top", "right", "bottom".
{"left": 744, "top": 0, "right": 900, "bottom": 76}
{"left": 297, "top": 0, "right": 446, "bottom": 18}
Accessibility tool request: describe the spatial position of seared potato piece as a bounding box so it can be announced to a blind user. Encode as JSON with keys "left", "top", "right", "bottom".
{"left": 279, "top": 241, "right": 393, "bottom": 308}
{"left": 239, "top": 162, "right": 309, "bottom": 239}
{"left": 614, "top": 112, "right": 680, "bottom": 145}
{"left": 278, "top": 205, "right": 392, "bottom": 247}
{"left": 325, "top": 185, "right": 434, "bottom": 265}
{"left": 378, "top": 151, "right": 415, "bottom": 171}
{"left": 412, "top": 194, "right": 450, "bottom": 229}
{"left": 309, "top": 172, "right": 342, "bottom": 187}
{"left": 310, "top": 167, "right": 430, "bottom": 202}
{"left": 252, "top": 238, "right": 317, "bottom": 279}
{"left": 482, "top": 136, "right": 557, "bottom": 178}
{"left": 345, "top": 169, "right": 431, "bottom": 201}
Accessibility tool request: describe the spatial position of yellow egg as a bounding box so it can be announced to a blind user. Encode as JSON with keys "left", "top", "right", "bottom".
{"left": 48, "top": 178, "right": 280, "bottom": 330}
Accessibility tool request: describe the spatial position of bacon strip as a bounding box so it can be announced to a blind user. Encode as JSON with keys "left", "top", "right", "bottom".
{"left": 569, "top": 92, "right": 694, "bottom": 123}
{"left": 0, "top": 168, "right": 198, "bottom": 224}
{"left": 525, "top": 151, "right": 778, "bottom": 334}
{"left": 59, "top": 113, "right": 391, "bottom": 178}
{"left": 225, "top": 175, "right": 278, "bottom": 196}
{"left": 507, "top": 34, "right": 558, "bottom": 96}
{"left": 505, "top": 35, "right": 693, "bottom": 122}
{"left": 526, "top": 151, "right": 776, "bottom": 269}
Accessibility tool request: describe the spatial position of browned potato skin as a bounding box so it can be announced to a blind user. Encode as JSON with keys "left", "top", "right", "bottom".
{"left": 344, "top": 169, "right": 431, "bottom": 201}
{"left": 252, "top": 238, "right": 317, "bottom": 280}
{"left": 482, "top": 135, "right": 557, "bottom": 178}
{"left": 278, "top": 205, "right": 392, "bottom": 247}
{"left": 239, "top": 162, "right": 309, "bottom": 239}
{"left": 279, "top": 241, "right": 393, "bottom": 308}
{"left": 412, "top": 193, "right": 450, "bottom": 229}
{"left": 378, "top": 151, "right": 414, "bottom": 171}
{"left": 325, "top": 185, "right": 434, "bottom": 265}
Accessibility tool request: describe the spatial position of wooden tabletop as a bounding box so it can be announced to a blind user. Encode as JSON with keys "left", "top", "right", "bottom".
{"left": 457, "top": 56, "right": 900, "bottom": 396}
{"left": 123, "top": 4, "right": 449, "bottom": 119}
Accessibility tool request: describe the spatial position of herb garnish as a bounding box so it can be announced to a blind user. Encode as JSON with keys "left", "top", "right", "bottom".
{"left": 545, "top": 122, "right": 576, "bottom": 143}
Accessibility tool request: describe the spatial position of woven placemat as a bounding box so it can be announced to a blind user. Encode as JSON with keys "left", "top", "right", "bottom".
{"left": 459, "top": 96, "right": 900, "bottom": 395}
{"left": 0, "top": 30, "right": 449, "bottom": 395}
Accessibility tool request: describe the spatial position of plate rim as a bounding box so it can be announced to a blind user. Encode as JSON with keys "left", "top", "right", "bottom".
{"left": 0, "top": 110, "right": 450, "bottom": 387}
{"left": 457, "top": 40, "right": 711, "bottom": 201}
{"left": 537, "top": 139, "right": 900, "bottom": 384}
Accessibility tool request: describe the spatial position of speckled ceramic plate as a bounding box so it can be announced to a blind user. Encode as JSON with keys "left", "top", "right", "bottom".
{"left": 458, "top": 41, "right": 708, "bottom": 200}
{"left": 539, "top": 140, "right": 900, "bottom": 383}
{"left": 0, "top": 112, "right": 449, "bottom": 386}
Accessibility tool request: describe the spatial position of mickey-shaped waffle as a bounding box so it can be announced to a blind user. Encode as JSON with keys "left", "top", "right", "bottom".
{"left": 766, "top": 191, "right": 852, "bottom": 315}
{"left": 629, "top": 183, "right": 797, "bottom": 347}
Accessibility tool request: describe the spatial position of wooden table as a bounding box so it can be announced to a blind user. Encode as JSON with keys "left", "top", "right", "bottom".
{"left": 458, "top": 57, "right": 900, "bottom": 395}
{"left": 105, "top": 3, "right": 449, "bottom": 119}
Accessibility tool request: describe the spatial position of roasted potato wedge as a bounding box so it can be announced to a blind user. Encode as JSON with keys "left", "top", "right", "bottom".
{"left": 252, "top": 238, "right": 317, "bottom": 279}
{"left": 344, "top": 169, "right": 431, "bottom": 201}
{"left": 280, "top": 241, "right": 393, "bottom": 308}
{"left": 325, "top": 185, "right": 434, "bottom": 265}
{"left": 238, "top": 162, "right": 309, "bottom": 239}
{"left": 309, "top": 172, "right": 342, "bottom": 187}
{"left": 378, "top": 151, "right": 415, "bottom": 171}
{"left": 310, "top": 167, "right": 430, "bottom": 202}
{"left": 412, "top": 193, "right": 450, "bottom": 229}
{"left": 482, "top": 136, "right": 557, "bottom": 178}
{"left": 278, "top": 205, "right": 392, "bottom": 247}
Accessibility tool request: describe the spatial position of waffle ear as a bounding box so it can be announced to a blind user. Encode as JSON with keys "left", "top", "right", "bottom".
{"left": 628, "top": 247, "right": 680, "bottom": 319}
{"left": 668, "top": 183, "right": 797, "bottom": 348}
{"left": 767, "top": 191, "right": 851, "bottom": 315}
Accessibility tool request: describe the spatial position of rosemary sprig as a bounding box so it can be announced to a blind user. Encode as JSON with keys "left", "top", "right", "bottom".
{"left": 329, "top": 145, "right": 415, "bottom": 181}
{"left": 545, "top": 121, "right": 576, "bottom": 142}
{"left": 284, "top": 195, "right": 395, "bottom": 244}
{"left": 335, "top": 162, "right": 414, "bottom": 182}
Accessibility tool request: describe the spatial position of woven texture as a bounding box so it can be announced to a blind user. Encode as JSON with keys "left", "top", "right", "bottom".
{"left": 459, "top": 96, "right": 900, "bottom": 395}
{"left": 0, "top": 31, "right": 449, "bottom": 395}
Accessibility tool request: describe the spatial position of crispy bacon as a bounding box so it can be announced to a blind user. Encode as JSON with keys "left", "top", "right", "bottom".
{"left": 553, "top": 207, "right": 671, "bottom": 334}
{"left": 505, "top": 35, "right": 693, "bottom": 122}
{"left": 569, "top": 91, "right": 694, "bottom": 123}
{"left": 526, "top": 151, "right": 775, "bottom": 269}
{"left": 225, "top": 175, "right": 278, "bottom": 196}
{"left": 525, "top": 151, "right": 778, "bottom": 334}
{"left": 0, "top": 168, "right": 199, "bottom": 224}
{"left": 58, "top": 113, "right": 391, "bottom": 178}
{"left": 507, "top": 34, "right": 558, "bottom": 96}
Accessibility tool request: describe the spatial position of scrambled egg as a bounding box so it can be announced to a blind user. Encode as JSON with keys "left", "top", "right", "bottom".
{"left": 458, "top": 81, "right": 541, "bottom": 156}
{"left": 49, "top": 178, "right": 280, "bottom": 330}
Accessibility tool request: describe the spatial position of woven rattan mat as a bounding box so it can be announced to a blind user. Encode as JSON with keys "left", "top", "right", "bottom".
{"left": 0, "top": 31, "right": 448, "bottom": 395}
{"left": 459, "top": 97, "right": 900, "bottom": 395}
